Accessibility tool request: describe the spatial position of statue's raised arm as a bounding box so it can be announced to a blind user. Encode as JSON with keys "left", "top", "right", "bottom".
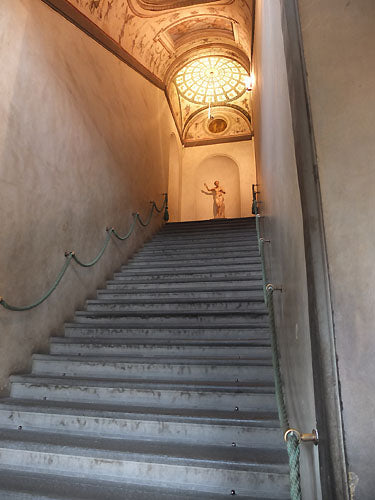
{"left": 201, "top": 183, "right": 213, "bottom": 195}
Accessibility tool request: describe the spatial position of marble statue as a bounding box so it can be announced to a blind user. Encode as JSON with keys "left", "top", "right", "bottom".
{"left": 201, "top": 180, "right": 226, "bottom": 218}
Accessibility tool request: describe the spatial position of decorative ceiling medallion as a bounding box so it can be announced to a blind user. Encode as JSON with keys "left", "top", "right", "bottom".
{"left": 208, "top": 118, "right": 228, "bottom": 134}
{"left": 174, "top": 56, "right": 247, "bottom": 104}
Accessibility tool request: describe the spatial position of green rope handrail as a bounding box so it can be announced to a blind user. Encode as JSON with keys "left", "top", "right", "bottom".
{"left": 70, "top": 230, "right": 112, "bottom": 268}
{"left": 0, "top": 194, "right": 168, "bottom": 312}
{"left": 287, "top": 432, "right": 302, "bottom": 500}
{"left": 252, "top": 185, "right": 302, "bottom": 500}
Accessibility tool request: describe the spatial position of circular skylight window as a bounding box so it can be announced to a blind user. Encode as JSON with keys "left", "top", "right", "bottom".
{"left": 174, "top": 56, "right": 248, "bottom": 105}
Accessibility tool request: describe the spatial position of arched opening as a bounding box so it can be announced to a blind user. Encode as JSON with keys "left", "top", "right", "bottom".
{"left": 195, "top": 155, "right": 241, "bottom": 220}
{"left": 167, "top": 133, "right": 181, "bottom": 222}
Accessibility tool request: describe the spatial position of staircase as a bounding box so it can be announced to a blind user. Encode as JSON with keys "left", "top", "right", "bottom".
{"left": 0, "top": 218, "right": 289, "bottom": 499}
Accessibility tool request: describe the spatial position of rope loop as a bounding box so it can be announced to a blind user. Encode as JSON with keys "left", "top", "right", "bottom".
{"left": 0, "top": 194, "right": 167, "bottom": 312}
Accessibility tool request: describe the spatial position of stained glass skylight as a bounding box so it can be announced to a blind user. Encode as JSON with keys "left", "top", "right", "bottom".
{"left": 174, "top": 56, "right": 248, "bottom": 105}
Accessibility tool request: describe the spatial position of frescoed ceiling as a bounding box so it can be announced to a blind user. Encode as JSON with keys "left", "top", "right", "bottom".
{"left": 47, "top": 0, "right": 254, "bottom": 145}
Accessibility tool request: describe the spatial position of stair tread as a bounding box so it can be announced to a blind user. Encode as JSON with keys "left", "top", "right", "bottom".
{"left": 66, "top": 321, "right": 268, "bottom": 328}
{"left": 10, "top": 375, "right": 275, "bottom": 392}
{"left": 88, "top": 297, "right": 264, "bottom": 304}
{"left": 50, "top": 337, "right": 270, "bottom": 345}
{"left": 33, "top": 353, "right": 273, "bottom": 365}
{"left": 117, "top": 267, "right": 260, "bottom": 274}
{"left": 0, "top": 398, "right": 279, "bottom": 425}
{"left": 75, "top": 309, "right": 268, "bottom": 316}
{"left": 0, "top": 469, "right": 278, "bottom": 500}
{"left": 0, "top": 428, "right": 288, "bottom": 472}
{"left": 130, "top": 252, "right": 260, "bottom": 259}
{"left": 108, "top": 277, "right": 263, "bottom": 284}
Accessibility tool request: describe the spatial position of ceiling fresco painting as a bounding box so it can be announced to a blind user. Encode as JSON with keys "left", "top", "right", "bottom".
{"left": 61, "top": 0, "right": 254, "bottom": 144}
{"left": 183, "top": 106, "right": 251, "bottom": 146}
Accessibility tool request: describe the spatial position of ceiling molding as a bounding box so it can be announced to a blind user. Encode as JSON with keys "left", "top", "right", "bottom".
{"left": 164, "top": 90, "right": 184, "bottom": 143}
{"left": 41, "top": 0, "right": 165, "bottom": 90}
{"left": 128, "top": 0, "right": 234, "bottom": 17}
{"left": 184, "top": 133, "right": 252, "bottom": 147}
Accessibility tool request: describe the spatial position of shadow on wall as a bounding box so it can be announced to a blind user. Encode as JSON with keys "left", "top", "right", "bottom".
{"left": 195, "top": 155, "right": 241, "bottom": 220}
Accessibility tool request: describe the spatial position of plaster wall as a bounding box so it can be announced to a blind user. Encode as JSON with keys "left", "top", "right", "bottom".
{"left": 297, "top": 0, "right": 375, "bottom": 496}
{"left": 167, "top": 133, "right": 182, "bottom": 222}
{"left": 252, "top": 1, "right": 321, "bottom": 498}
{"left": 0, "top": 0, "right": 177, "bottom": 390}
{"left": 179, "top": 140, "right": 255, "bottom": 221}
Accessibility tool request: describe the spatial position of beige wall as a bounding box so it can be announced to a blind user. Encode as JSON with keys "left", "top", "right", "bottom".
{"left": 167, "top": 133, "right": 182, "bottom": 222}
{"left": 179, "top": 140, "right": 255, "bottom": 221}
{"left": 252, "top": 1, "right": 321, "bottom": 498}
{"left": 298, "top": 0, "right": 375, "bottom": 497}
{"left": 0, "top": 0, "right": 177, "bottom": 390}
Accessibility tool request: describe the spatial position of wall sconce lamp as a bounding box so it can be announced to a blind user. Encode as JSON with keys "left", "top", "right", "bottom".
{"left": 244, "top": 73, "right": 255, "bottom": 92}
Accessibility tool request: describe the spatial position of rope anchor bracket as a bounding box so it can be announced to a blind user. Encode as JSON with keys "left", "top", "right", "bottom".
{"left": 284, "top": 428, "right": 319, "bottom": 446}
{"left": 266, "top": 283, "right": 283, "bottom": 292}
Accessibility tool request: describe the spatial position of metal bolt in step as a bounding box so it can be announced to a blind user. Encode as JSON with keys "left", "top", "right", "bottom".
{"left": 231, "top": 490, "right": 236, "bottom": 495}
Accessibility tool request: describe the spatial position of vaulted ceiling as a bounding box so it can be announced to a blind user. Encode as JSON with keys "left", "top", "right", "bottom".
{"left": 48, "top": 0, "right": 254, "bottom": 145}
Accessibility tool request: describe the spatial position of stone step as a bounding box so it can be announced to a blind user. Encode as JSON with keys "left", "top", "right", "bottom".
{"left": 162, "top": 220, "right": 255, "bottom": 230}
{"left": 165, "top": 219, "right": 255, "bottom": 227}
{"left": 49, "top": 338, "right": 272, "bottom": 357}
{"left": 155, "top": 224, "right": 256, "bottom": 237}
{"left": 96, "top": 289, "right": 264, "bottom": 300}
{"left": 146, "top": 237, "right": 258, "bottom": 248}
{"left": 64, "top": 324, "right": 270, "bottom": 340}
{"left": 9, "top": 376, "right": 277, "bottom": 411}
{"left": 109, "top": 271, "right": 262, "bottom": 283}
{"left": 116, "top": 264, "right": 261, "bottom": 277}
{"left": 86, "top": 298, "right": 265, "bottom": 312}
{"left": 164, "top": 219, "right": 255, "bottom": 228}
{"left": 152, "top": 227, "right": 256, "bottom": 236}
{"left": 106, "top": 278, "right": 264, "bottom": 289}
{"left": 150, "top": 236, "right": 257, "bottom": 245}
{"left": 126, "top": 256, "right": 260, "bottom": 268}
{"left": 0, "top": 399, "right": 282, "bottom": 447}
{"left": 73, "top": 310, "right": 268, "bottom": 326}
{"left": 139, "top": 241, "right": 259, "bottom": 255}
{"left": 131, "top": 253, "right": 260, "bottom": 264}
{"left": 160, "top": 229, "right": 256, "bottom": 235}
{"left": 31, "top": 354, "right": 274, "bottom": 383}
{"left": 0, "top": 468, "right": 288, "bottom": 500}
{"left": 0, "top": 429, "right": 289, "bottom": 497}
{"left": 146, "top": 230, "right": 256, "bottom": 239}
